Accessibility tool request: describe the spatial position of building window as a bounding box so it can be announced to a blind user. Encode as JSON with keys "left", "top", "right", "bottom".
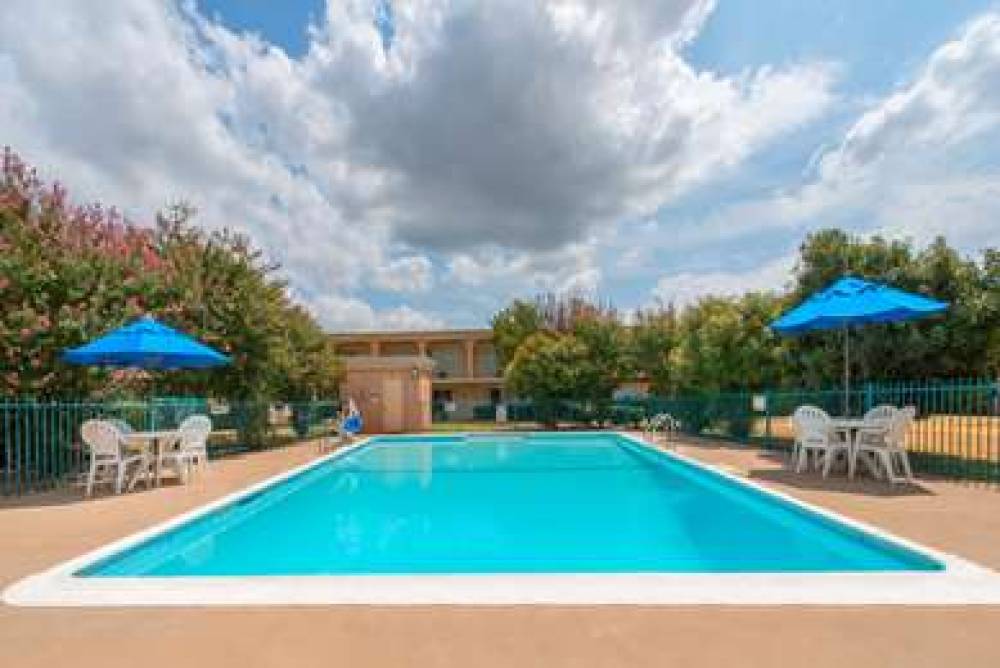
{"left": 382, "top": 342, "right": 418, "bottom": 356}
{"left": 476, "top": 344, "right": 498, "bottom": 378}
{"left": 337, "top": 345, "right": 369, "bottom": 357}
{"left": 429, "top": 346, "right": 461, "bottom": 378}
{"left": 432, "top": 389, "right": 454, "bottom": 421}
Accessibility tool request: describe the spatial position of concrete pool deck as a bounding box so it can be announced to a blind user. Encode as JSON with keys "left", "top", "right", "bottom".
{"left": 3, "top": 435, "right": 1000, "bottom": 666}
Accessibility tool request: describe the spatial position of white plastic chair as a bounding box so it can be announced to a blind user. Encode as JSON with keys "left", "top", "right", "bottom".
{"left": 863, "top": 404, "right": 897, "bottom": 427}
{"left": 643, "top": 412, "right": 679, "bottom": 445}
{"left": 160, "top": 415, "right": 212, "bottom": 483}
{"left": 854, "top": 406, "right": 915, "bottom": 483}
{"left": 108, "top": 418, "right": 134, "bottom": 435}
{"left": 81, "top": 419, "right": 147, "bottom": 496}
{"left": 791, "top": 406, "right": 850, "bottom": 476}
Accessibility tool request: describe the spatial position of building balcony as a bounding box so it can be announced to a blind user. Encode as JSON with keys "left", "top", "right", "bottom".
{"left": 331, "top": 328, "right": 500, "bottom": 382}
{"left": 431, "top": 375, "right": 503, "bottom": 385}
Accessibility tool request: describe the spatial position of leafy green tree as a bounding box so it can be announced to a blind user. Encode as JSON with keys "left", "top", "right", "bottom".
{"left": 505, "top": 332, "right": 597, "bottom": 425}
{"left": 495, "top": 229, "right": 997, "bottom": 405}
{"left": 789, "top": 229, "right": 998, "bottom": 383}
{"left": 490, "top": 299, "right": 542, "bottom": 369}
{"left": 626, "top": 306, "right": 678, "bottom": 393}
{"left": 670, "top": 292, "right": 787, "bottom": 393}
{"left": 276, "top": 305, "right": 341, "bottom": 400}
{"left": 570, "top": 314, "right": 627, "bottom": 416}
{"left": 534, "top": 293, "right": 619, "bottom": 332}
{"left": 983, "top": 249, "right": 1000, "bottom": 372}
{"left": 494, "top": 294, "right": 627, "bottom": 419}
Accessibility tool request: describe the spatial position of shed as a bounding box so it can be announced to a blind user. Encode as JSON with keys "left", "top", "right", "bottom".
{"left": 339, "top": 355, "right": 434, "bottom": 433}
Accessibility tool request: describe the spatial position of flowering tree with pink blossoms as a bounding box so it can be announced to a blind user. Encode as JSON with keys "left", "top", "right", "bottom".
{"left": 0, "top": 148, "right": 339, "bottom": 401}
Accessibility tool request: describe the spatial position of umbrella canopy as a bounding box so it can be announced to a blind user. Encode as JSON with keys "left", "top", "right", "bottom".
{"left": 771, "top": 276, "right": 948, "bottom": 334}
{"left": 63, "top": 315, "right": 230, "bottom": 370}
{"left": 771, "top": 276, "right": 947, "bottom": 415}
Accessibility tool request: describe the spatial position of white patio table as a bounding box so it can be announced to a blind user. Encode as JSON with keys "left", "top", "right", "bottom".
{"left": 829, "top": 418, "right": 883, "bottom": 479}
{"left": 125, "top": 430, "right": 179, "bottom": 490}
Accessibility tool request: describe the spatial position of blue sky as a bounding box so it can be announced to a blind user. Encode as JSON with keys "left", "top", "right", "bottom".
{"left": 196, "top": 0, "right": 327, "bottom": 57}
{"left": 2, "top": 1, "right": 999, "bottom": 329}
{"left": 688, "top": 1, "right": 990, "bottom": 91}
{"left": 601, "top": 0, "right": 1000, "bottom": 309}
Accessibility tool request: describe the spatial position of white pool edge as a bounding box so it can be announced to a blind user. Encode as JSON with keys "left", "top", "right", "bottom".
{"left": 7, "top": 431, "right": 1000, "bottom": 607}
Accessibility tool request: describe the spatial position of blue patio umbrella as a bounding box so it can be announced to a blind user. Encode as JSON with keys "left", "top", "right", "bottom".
{"left": 63, "top": 315, "right": 230, "bottom": 369}
{"left": 770, "top": 276, "right": 947, "bottom": 414}
{"left": 64, "top": 315, "right": 229, "bottom": 434}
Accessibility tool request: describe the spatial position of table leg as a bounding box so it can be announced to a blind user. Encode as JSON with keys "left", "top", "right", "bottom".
{"left": 126, "top": 444, "right": 152, "bottom": 492}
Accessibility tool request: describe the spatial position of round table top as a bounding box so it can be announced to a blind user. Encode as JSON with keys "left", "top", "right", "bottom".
{"left": 830, "top": 418, "right": 869, "bottom": 427}
{"left": 124, "top": 430, "right": 178, "bottom": 444}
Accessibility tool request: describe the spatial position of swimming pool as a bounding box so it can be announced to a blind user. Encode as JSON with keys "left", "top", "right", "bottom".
{"left": 8, "top": 432, "right": 1000, "bottom": 605}
{"left": 81, "top": 433, "right": 938, "bottom": 575}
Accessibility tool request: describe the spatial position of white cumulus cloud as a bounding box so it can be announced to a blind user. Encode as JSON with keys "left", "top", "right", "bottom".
{"left": 0, "top": 0, "right": 840, "bottom": 328}
{"left": 697, "top": 12, "right": 1000, "bottom": 253}
{"left": 651, "top": 255, "right": 796, "bottom": 308}
{"left": 308, "top": 295, "right": 445, "bottom": 331}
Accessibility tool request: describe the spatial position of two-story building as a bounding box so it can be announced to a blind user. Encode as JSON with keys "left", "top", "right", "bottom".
{"left": 330, "top": 329, "right": 504, "bottom": 424}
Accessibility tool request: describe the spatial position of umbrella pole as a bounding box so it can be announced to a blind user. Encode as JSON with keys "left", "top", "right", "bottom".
{"left": 148, "top": 374, "right": 156, "bottom": 432}
{"left": 843, "top": 324, "right": 850, "bottom": 416}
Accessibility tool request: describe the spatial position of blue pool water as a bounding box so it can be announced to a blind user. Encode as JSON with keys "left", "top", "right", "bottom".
{"left": 80, "top": 434, "right": 942, "bottom": 576}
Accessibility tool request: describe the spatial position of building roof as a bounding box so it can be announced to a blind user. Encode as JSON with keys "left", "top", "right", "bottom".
{"left": 329, "top": 328, "right": 492, "bottom": 342}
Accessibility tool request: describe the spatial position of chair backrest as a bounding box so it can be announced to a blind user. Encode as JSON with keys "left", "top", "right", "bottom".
{"left": 884, "top": 406, "right": 915, "bottom": 448}
{"left": 81, "top": 419, "right": 124, "bottom": 459}
{"left": 108, "top": 418, "right": 134, "bottom": 434}
{"left": 656, "top": 413, "right": 678, "bottom": 431}
{"left": 863, "top": 404, "right": 897, "bottom": 425}
{"left": 647, "top": 413, "right": 672, "bottom": 431}
{"left": 177, "top": 415, "right": 212, "bottom": 450}
{"left": 792, "top": 405, "right": 831, "bottom": 442}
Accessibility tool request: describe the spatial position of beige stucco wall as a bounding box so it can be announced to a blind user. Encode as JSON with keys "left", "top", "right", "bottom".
{"left": 431, "top": 384, "right": 501, "bottom": 420}
{"left": 339, "top": 356, "right": 434, "bottom": 433}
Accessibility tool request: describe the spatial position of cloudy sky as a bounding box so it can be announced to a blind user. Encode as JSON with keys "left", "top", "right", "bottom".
{"left": 2, "top": 1, "right": 998, "bottom": 330}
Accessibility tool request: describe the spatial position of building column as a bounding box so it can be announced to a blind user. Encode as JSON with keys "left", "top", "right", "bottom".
{"left": 464, "top": 340, "right": 476, "bottom": 379}
{"left": 417, "top": 340, "right": 428, "bottom": 358}
{"left": 369, "top": 340, "right": 381, "bottom": 356}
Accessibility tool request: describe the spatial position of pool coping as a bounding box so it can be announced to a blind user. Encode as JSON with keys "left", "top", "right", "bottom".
{"left": 6, "top": 431, "right": 1000, "bottom": 607}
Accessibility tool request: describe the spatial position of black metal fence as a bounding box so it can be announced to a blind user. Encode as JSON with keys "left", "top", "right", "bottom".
{"left": 0, "top": 398, "right": 338, "bottom": 495}
{"left": 438, "top": 378, "right": 1000, "bottom": 482}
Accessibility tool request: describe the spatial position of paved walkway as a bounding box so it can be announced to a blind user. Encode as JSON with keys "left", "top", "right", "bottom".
{"left": 2, "top": 436, "right": 1000, "bottom": 667}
